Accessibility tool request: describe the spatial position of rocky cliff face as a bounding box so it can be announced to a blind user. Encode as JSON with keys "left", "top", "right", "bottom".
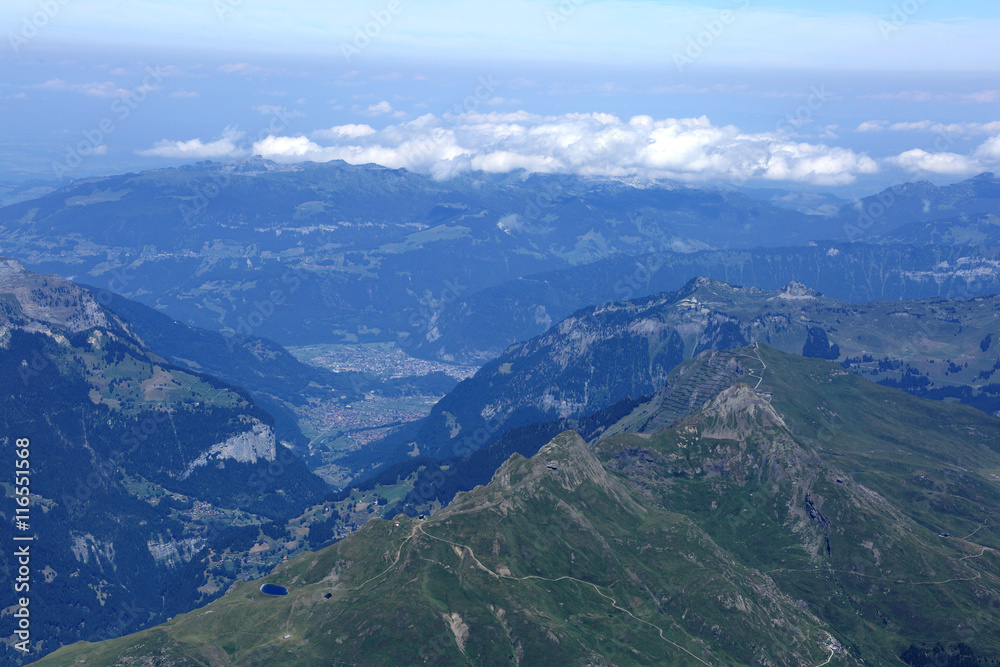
{"left": 0, "top": 257, "right": 113, "bottom": 333}
{"left": 182, "top": 421, "right": 276, "bottom": 479}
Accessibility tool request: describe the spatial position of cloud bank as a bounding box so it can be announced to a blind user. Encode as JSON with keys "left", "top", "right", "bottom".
{"left": 260, "top": 111, "right": 878, "bottom": 186}
{"left": 137, "top": 127, "right": 246, "bottom": 159}
{"left": 136, "top": 111, "right": 1000, "bottom": 185}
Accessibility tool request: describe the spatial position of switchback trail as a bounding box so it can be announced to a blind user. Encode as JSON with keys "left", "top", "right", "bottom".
{"left": 416, "top": 523, "right": 715, "bottom": 665}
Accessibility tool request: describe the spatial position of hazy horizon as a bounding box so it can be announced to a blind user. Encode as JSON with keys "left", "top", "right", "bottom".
{"left": 3, "top": 1, "right": 999, "bottom": 195}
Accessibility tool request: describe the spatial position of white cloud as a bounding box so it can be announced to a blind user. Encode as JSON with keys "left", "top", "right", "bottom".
{"left": 967, "top": 91, "right": 1000, "bottom": 103}
{"left": 882, "top": 131, "right": 1000, "bottom": 175}
{"left": 888, "top": 120, "right": 1000, "bottom": 136}
{"left": 862, "top": 90, "right": 1000, "bottom": 103}
{"left": 137, "top": 128, "right": 246, "bottom": 159}
{"left": 856, "top": 120, "right": 889, "bottom": 133}
{"left": 651, "top": 83, "right": 750, "bottom": 95}
{"left": 253, "top": 135, "right": 322, "bottom": 159}
{"left": 974, "top": 135, "right": 1000, "bottom": 162}
{"left": 254, "top": 105, "right": 305, "bottom": 118}
{"left": 888, "top": 121, "right": 935, "bottom": 132}
{"left": 34, "top": 79, "right": 132, "bottom": 98}
{"left": 218, "top": 63, "right": 263, "bottom": 74}
{"left": 251, "top": 111, "right": 880, "bottom": 186}
{"left": 365, "top": 100, "right": 406, "bottom": 118}
{"left": 885, "top": 149, "right": 981, "bottom": 176}
{"left": 312, "top": 124, "right": 377, "bottom": 140}
{"left": 857, "top": 119, "right": 1000, "bottom": 139}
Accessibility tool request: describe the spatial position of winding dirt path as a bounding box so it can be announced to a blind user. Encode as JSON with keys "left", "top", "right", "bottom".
{"left": 742, "top": 341, "right": 767, "bottom": 390}
{"left": 417, "top": 523, "right": 712, "bottom": 666}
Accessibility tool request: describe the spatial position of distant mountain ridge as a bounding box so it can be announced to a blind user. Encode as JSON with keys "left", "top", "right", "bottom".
{"left": 395, "top": 276, "right": 1000, "bottom": 469}
{"left": 1, "top": 161, "right": 997, "bottom": 354}
{"left": 411, "top": 242, "right": 1000, "bottom": 363}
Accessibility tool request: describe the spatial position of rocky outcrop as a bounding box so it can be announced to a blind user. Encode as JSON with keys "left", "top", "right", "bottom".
{"left": 0, "top": 258, "right": 111, "bottom": 332}
{"left": 147, "top": 537, "right": 205, "bottom": 566}
{"left": 774, "top": 280, "right": 820, "bottom": 300}
{"left": 182, "top": 421, "right": 276, "bottom": 479}
{"left": 698, "top": 383, "right": 788, "bottom": 441}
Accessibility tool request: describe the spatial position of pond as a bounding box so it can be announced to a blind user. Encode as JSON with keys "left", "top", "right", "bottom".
{"left": 260, "top": 583, "right": 289, "bottom": 596}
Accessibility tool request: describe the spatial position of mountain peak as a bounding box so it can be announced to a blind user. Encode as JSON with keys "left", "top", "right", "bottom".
{"left": 695, "top": 383, "right": 788, "bottom": 440}
{"left": 453, "top": 430, "right": 645, "bottom": 517}
{"left": 0, "top": 256, "right": 26, "bottom": 276}
{"left": 0, "top": 258, "right": 111, "bottom": 333}
{"left": 775, "top": 280, "right": 821, "bottom": 300}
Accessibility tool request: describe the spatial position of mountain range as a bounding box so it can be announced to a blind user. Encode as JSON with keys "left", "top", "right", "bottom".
{"left": 366, "top": 277, "right": 1000, "bottom": 477}
{"left": 34, "top": 346, "right": 1000, "bottom": 665}
{"left": 1, "top": 162, "right": 998, "bottom": 359}
{"left": 3, "top": 164, "right": 1000, "bottom": 664}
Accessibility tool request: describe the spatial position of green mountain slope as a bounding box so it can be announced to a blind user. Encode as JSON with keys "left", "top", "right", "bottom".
{"left": 602, "top": 346, "right": 1000, "bottom": 663}
{"left": 36, "top": 347, "right": 1000, "bottom": 665}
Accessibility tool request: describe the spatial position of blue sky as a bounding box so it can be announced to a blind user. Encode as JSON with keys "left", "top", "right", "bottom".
{"left": 2, "top": 0, "right": 999, "bottom": 194}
